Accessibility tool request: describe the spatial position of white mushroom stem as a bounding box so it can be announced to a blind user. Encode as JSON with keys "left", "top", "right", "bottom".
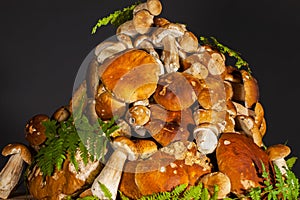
{"left": 193, "top": 125, "right": 219, "bottom": 155}
{"left": 91, "top": 149, "right": 127, "bottom": 200}
{"left": 161, "top": 35, "right": 180, "bottom": 73}
{"left": 273, "top": 158, "right": 288, "bottom": 175}
{"left": 0, "top": 154, "right": 25, "bottom": 199}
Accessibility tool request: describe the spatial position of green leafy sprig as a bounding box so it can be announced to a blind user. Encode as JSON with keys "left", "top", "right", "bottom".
{"left": 91, "top": 2, "right": 140, "bottom": 34}
{"left": 34, "top": 116, "right": 84, "bottom": 178}
{"left": 199, "top": 36, "right": 251, "bottom": 73}
{"left": 33, "top": 111, "right": 118, "bottom": 178}
{"left": 247, "top": 159, "right": 300, "bottom": 200}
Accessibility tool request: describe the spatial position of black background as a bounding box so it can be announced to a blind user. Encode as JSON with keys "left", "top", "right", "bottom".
{"left": 0, "top": 0, "right": 300, "bottom": 188}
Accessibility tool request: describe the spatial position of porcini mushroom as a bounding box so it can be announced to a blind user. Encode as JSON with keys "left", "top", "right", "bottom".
{"left": 133, "top": 0, "right": 162, "bottom": 16}
{"left": 0, "top": 143, "right": 32, "bottom": 199}
{"left": 52, "top": 106, "right": 70, "bottom": 122}
{"left": 153, "top": 72, "right": 198, "bottom": 111}
{"left": 193, "top": 123, "right": 220, "bottom": 154}
{"left": 235, "top": 115, "right": 263, "bottom": 147}
{"left": 100, "top": 49, "right": 160, "bottom": 103}
{"left": 24, "top": 114, "right": 49, "bottom": 150}
{"left": 91, "top": 137, "right": 139, "bottom": 200}
{"left": 133, "top": 10, "right": 154, "bottom": 34}
{"left": 200, "top": 172, "right": 231, "bottom": 199}
{"left": 266, "top": 144, "right": 291, "bottom": 175}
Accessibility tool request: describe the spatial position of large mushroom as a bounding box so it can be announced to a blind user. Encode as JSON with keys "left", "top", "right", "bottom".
{"left": 99, "top": 49, "right": 161, "bottom": 103}
{"left": 0, "top": 143, "right": 32, "bottom": 199}
{"left": 216, "top": 133, "right": 273, "bottom": 196}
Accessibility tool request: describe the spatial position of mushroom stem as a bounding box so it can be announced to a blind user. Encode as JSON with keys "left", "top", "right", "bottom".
{"left": 273, "top": 158, "right": 288, "bottom": 175}
{"left": 193, "top": 124, "right": 219, "bottom": 155}
{"left": 91, "top": 150, "right": 127, "bottom": 200}
{"left": 0, "top": 154, "right": 24, "bottom": 199}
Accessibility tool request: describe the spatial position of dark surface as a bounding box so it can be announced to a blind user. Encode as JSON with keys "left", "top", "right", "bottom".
{"left": 0, "top": 0, "right": 299, "bottom": 191}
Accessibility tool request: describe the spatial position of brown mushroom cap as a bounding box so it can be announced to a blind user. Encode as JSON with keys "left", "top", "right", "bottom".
{"left": 216, "top": 133, "right": 273, "bottom": 195}
{"left": 145, "top": 119, "right": 190, "bottom": 147}
{"left": 200, "top": 172, "right": 231, "bottom": 199}
{"left": 24, "top": 114, "right": 49, "bottom": 147}
{"left": 120, "top": 145, "right": 212, "bottom": 198}
{"left": 241, "top": 70, "right": 259, "bottom": 108}
{"left": 153, "top": 72, "right": 198, "bottom": 111}
{"left": 95, "top": 91, "right": 126, "bottom": 120}
{"left": 266, "top": 144, "right": 291, "bottom": 161}
{"left": 100, "top": 49, "right": 160, "bottom": 103}
{"left": 52, "top": 106, "right": 70, "bottom": 122}
{"left": 112, "top": 136, "right": 139, "bottom": 161}
{"left": 2, "top": 143, "right": 32, "bottom": 165}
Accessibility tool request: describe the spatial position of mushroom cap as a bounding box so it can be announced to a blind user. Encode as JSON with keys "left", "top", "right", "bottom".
{"left": 52, "top": 106, "right": 70, "bottom": 122}
{"left": 200, "top": 171, "right": 231, "bottom": 199}
{"left": 145, "top": 119, "right": 190, "bottom": 147}
{"left": 241, "top": 70, "right": 259, "bottom": 108}
{"left": 112, "top": 136, "right": 139, "bottom": 161}
{"left": 266, "top": 144, "right": 291, "bottom": 161}
{"left": 134, "top": 139, "right": 157, "bottom": 159}
{"left": 2, "top": 143, "right": 32, "bottom": 165}
{"left": 146, "top": 0, "right": 162, "bottom": 16}
{"left": 24, "top": 114, "right": 49, "bottom": 146}
{"left": 127, "top": 105, "right": 151, "bottom": 126}
{"left": 95, "top": 91, "right": 126, "bottom": 120}
{"left": 216, "top": 132, "right": 273, "bottom": 195}
{"left": 100, "top": 49, "right": 160, "bottom": 103}
{"left": 153, "top": 72, "right": 198, "bottom": 111}
{"left": 120, "top": 146, "right": 211, "bottom": 198}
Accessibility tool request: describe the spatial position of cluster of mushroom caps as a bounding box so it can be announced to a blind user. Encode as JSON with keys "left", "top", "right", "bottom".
{"left": 0, "top": 0, "right": 293, "bottom": 199}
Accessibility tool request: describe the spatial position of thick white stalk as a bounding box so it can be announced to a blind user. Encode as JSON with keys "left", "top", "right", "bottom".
{"left": 91, "top": 150, "right": 127, "bottom": 200}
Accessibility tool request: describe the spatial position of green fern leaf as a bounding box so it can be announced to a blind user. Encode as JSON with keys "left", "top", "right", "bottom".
{"left": 91, "top": 2, "right": 140, "bottom": 34}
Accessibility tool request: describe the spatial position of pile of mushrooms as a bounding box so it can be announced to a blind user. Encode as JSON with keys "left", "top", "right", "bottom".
{"left": 0, "top": 0, "right": 294, "bottom": 199}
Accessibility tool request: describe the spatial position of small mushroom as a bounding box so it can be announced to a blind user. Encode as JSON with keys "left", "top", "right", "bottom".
{"left": 133, "top": 0, "right": 162, "bottom": 16}
{"left": 133, "top": 9, "right": 154, "bottom": 34}
{"left": 127, "top": 105, "right": 151, "bottom": 127}
{"left": 24, "top": 114, "right": 49, "bottom": 150}
{"left": 177, "top": 31, "right": 199, "bottom": 53}
{"left": 253, "top": 102, "right": 264, "bottom": 128}
{"left": 235, "top": 115, "right": 263, "bottom": 147}
{"left": 200, "top": 172, "right": 231, "bottom": 199}
{"left": 126, "top": 105, "right": 151, "bottom": 137}
{"left": 233, "top": 70, "right": 259, "bottom": 108}
{"left": 151, "top": 23, "right": 185, "bottom": 47}
{"left": 266, "top": 144, "right": 291, "bottom": 175}
{"left": 195, "top": 48, "right": 226, "bottom": 77}
{"left": 91, "top": 137, "right": 139, "bottom": 200}
{"left": 0, "top": 143, "right": 32, "bottom": 199}
{"left": 193, "top": 123, "right": 220, "bottom": 154}
{"left": 182, "top": 54, "right": 209, "bottom": 80}
{"left": 52, "top": 106, "right": 70, "bottom": 122}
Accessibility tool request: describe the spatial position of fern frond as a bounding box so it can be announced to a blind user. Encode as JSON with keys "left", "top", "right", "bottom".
{"left": 91, "top": 2, "right": 140, "bottom": 34}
